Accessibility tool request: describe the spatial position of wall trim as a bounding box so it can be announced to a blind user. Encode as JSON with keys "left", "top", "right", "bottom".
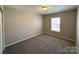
{"left": 5, "top": 32, "right": 75, "bottom": 48}
{"left": 5, "top": 33, "right": 42, "bottom": 48}
{"left": 43, "top": 32, "right": 75, "bottom": 42}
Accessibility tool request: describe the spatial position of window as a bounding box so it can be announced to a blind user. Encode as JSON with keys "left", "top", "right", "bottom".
{"left": 51, "top": 17, "right": 60, "bottom": 32}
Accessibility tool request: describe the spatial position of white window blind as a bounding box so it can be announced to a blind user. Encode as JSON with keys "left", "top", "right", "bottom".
{"left": 51, "top": 17, "right": 60, "bottom": 32}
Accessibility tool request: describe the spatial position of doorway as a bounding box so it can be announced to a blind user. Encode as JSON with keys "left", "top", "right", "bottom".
{"left": 0, "top": 7, "right": 3, "bottom": 54}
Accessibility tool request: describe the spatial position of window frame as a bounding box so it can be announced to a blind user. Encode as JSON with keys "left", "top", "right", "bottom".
{"left": 51, "top": 17, "right": 61, "bottom": 32}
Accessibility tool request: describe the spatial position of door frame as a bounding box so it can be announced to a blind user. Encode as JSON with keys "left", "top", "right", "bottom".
{"left": 0, "top": 6, "right": 5, "bottom": 54}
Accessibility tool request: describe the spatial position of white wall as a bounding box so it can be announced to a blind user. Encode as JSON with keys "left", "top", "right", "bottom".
{"left": 4, "top": 6, "right": 43, "bottom": 47}
{"left": 77, "top": 6, "right": 79, "bottom": 52}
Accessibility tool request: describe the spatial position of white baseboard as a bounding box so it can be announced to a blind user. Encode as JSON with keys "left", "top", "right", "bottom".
{"left": 5, "top": 33, "right": 42, "bottom": 48}
{"left": 76, "top": 48, "right": 79, "bottom": 54}
{"left": 5, "top": 32, "right": 75, "bottom": 48}
{"left": 43, "top": 32, "right": 75, "bottom": 42}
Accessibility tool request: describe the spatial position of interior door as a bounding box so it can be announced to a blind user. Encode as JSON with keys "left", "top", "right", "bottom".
{"left": 0, "top": 8, "right": 3, "bottom": 54}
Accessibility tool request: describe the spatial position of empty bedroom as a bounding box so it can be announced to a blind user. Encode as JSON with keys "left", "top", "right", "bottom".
{"left": 0, "top": 5, "right": 78, "bottom": 54}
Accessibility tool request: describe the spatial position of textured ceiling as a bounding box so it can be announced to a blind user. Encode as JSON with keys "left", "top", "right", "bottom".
{"left": 4, "top": 5, "right": 77, "bottom": 15}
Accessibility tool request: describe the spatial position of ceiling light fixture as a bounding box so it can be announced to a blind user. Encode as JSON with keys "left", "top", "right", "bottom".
{"left": 40, "top": 5, "right": 48, "bottom": 11}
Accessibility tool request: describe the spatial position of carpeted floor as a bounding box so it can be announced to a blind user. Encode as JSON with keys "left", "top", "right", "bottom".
{"left": 3, "top": 34, "right": 76, "bottom": 54}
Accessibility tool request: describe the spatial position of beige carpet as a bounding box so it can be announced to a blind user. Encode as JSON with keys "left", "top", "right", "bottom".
{"left": 3, "top": 34, "right": 76, "bottom": 54}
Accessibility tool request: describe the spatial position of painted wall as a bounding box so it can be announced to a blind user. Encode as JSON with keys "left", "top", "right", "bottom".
{"left": 4, "top": 6, "right": 43, "bottom": 46}
{"left": 43, "top": 9, "right": 77, "bottom": 40}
